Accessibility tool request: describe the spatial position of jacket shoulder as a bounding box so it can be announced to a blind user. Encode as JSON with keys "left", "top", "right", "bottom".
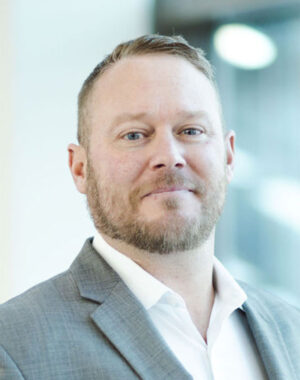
{"left": 0, "top": 270, "right": 80, "bottom": 332}
{"left": 238, "top": 280, "right": 300, "bottom": 323}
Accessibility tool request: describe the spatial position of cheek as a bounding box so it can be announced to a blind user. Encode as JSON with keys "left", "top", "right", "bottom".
{"left": 101, "top": 151, "right": 142, "bottom": 185}
{"left": 189, "top": 144, "right": 224, "bottom": 175}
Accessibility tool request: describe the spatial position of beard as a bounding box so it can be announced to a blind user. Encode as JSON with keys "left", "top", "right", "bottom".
{"left": 85, "top": 158, "right": 227, "bottom": 255}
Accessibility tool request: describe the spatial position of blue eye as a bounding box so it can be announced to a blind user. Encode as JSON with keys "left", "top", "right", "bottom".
{"left": 182, "top": 128, "right": 202, "bottom": 135}
{"left": 124, "top": 132, "right": 144, "bottom": 141}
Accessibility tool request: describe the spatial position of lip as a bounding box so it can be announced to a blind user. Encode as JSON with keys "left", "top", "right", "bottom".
{"left": 144, "top": 187, "right": 193, "bottom": 198}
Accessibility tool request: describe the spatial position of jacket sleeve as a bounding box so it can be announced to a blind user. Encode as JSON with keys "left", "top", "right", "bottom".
{"left": 0, "top": 345, "right": 25, "bottom": 380}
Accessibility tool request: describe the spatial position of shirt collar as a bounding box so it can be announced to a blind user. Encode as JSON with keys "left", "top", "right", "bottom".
{"left": 93, "top": 230, "right": 169, "bottom": 309}
{"left": 92, "top": 230, "right": 247, "bottom": 312}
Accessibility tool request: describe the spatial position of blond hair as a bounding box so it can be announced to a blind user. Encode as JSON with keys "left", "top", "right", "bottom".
{"left": 78, "top": 34, "right": 217, "bottom": 149}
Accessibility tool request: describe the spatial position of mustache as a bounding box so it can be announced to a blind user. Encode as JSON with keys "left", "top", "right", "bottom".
{"left": 139, "top": 171, "right": 207, "bottom": 199}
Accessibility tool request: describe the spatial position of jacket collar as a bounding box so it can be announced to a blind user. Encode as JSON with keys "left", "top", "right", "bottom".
{"left": 70, "top": 238, "right": 192, "bottom": 379}
{"left": 239, "top": 281, "right": 297, "bottom": 380}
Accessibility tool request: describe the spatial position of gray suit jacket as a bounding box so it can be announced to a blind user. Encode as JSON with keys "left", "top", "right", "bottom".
{"left": 0, "top": 238, "right": 299, "bottom": 380}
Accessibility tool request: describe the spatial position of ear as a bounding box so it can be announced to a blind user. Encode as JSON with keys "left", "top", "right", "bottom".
{"left": 224, "top": 130, "right": 235, "bottom": 183}
{"left": 67, "top": 143, "right": 88, "bottom": 194}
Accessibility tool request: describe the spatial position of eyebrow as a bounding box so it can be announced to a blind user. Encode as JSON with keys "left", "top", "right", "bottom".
{"left": 111, "top": 112, "right": 148, "bottom": 128}
{"left": 110, "top": 110, "right": 211, "bottom": 129}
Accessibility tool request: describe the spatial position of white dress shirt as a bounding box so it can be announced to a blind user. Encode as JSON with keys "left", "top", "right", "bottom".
{"left": 93, "top": 231, "right": 268, "bottom": 379}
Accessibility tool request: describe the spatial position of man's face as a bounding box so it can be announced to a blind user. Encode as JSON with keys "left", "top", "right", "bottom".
{"left": 82, "top": 54, "right": 234, "bottom": 254}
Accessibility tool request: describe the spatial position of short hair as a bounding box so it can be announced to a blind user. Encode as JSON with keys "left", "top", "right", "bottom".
{"left": 77, "top": 34, "right": 218, "bottom": 149}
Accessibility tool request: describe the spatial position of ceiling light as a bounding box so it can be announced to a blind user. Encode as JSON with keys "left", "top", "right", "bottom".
{"left": 256, "top": 178, "right": 300, "bottom": 231}
{"left": 213, "top": 23, "right": 277, "bottom": 70}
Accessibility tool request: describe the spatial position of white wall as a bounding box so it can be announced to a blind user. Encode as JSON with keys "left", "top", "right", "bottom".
{"left": 0, "top": 0, "right": 13, "bottom": 301}
{"left": 1, "top": 0, "right": 154, "bottom": 303}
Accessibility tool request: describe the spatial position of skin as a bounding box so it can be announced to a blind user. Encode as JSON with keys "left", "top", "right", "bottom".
{"left": 68, "top": 54, "right": 235, "bottom": 341}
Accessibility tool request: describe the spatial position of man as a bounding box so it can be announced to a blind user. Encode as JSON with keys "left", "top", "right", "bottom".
{"left": 0, "top": 35, "right": 299, "bottom": 380}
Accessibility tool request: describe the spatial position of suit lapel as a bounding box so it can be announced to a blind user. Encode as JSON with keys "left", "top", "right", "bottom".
{"left": 239, "top": 281, "right": 297, "bottom": 380}
{"left": 91, "top": 281, "right": 192, "bottom": 379}
{"left": 70, "top": 238, "right": 192, "bottom": 380}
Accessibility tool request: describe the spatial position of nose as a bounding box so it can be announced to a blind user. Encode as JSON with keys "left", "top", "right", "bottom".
{"left": 148, "top": 130, "right": 186, "bottom": 171}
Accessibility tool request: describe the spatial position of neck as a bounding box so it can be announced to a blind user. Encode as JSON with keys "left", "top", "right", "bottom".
{"left": 100, "top": 231, "right": 216, "bottom": 340}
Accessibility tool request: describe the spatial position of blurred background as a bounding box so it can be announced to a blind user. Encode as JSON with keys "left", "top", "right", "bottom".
{"left": 1, "top": 0, "right": 299, "bottom": 305}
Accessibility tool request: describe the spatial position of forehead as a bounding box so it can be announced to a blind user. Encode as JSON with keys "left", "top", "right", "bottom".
{"left": 88, "top": 54, "right": 221, "bottom": 129}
